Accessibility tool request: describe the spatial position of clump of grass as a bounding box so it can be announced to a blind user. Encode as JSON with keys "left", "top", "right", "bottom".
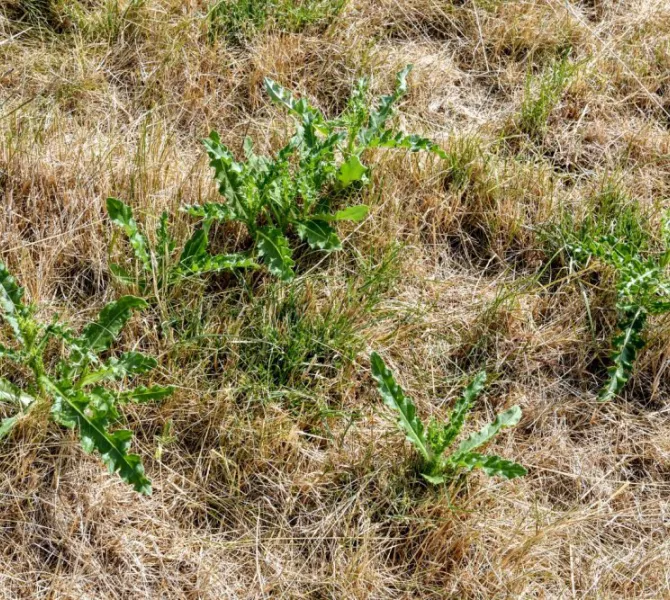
{"left": 4, "top": 0, "right": 146, "bottom": 40}
{"left": 235, "top": 281, "right": 361, "bottom": 392}
{"left": 231, "top": 241, "right": 402, "bottom": 399}
{"left": 206, "top": 0, "right": 345, "bottom": 44}
{"left": 442, "top": 135, "right": 484, "bottom": 192}
{"left": 517, "top": 54, "right": 577, "bottom": 139}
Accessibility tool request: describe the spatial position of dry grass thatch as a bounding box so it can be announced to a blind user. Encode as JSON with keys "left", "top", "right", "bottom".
{"left": 1, "top": 0, "right": 670, "bottom": 597}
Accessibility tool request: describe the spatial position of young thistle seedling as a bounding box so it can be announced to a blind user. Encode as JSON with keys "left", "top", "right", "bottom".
{"left": 107, "top": 197, "right": 256, "bottom": 296}
{"left": 567, "top": 216, "right": 670, "bottom": 401}
{"left": 0, "top": 262, "right": 173, "bottom": 494}
{"left": 370, "top": 353, "right": 526, "bottom": 484}
{"left": 186, "top": 65, "right": 446, "bottom": 281}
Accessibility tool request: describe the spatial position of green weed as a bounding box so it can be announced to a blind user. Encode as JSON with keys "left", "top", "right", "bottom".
{"left": 107, "top": 197, "right": 256, "bottom": 298}
{"left": 0, "top": 262, "right": 172, "bottom": 494}
{"left": 565, "top": 215, "right": 670, "bottom": 401}
{"left": 370, "top": 353, "right": 526, "bottom": 484}
{"left": 186, "top": 66, "right": 445, "bottom": 281}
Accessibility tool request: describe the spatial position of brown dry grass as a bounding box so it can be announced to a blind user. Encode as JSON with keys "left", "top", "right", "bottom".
{"left": 2, "top": 0, "right": 670, "bottom": 597}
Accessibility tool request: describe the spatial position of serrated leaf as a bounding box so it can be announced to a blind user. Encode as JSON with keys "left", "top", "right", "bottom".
{"left": 428, "top": 371, "right": 486, "bottom": 455}
{"left": 0, "top": 343, "right": 22, "bottom": 362}
{"left": 182, "top": 202, "right": 236, "bottom": 223}
{"left": 450, "top": 452, "right": 527, "bottom": 479}
{"left": 111, "top": 352, "right": 157, "bottom": 376}
{"left": 312, "top": 205, "right": 370, "bottom": 223}
{"left": 255, "top": 226, "right": 295, "bottom": 281}
{"left": 374, "top": 131, "right": 447, "bottom": 158}
{"left": 179, "top": 228, "right": 208, "bottom": 267}
{"left": 178, "top": 251, "right": 257, "bottom": 275}
{"left": 265, "top": 78, "right": 299, "bottom": 113}
{"left": 265, "top": 78, "right": 325, "bottom": 121}
{"left": 599, "top": 307, "right": 646, "bottom": 402}
{"left": 106, "top": 198, "right": 151, "bottom": 271}
{"left": 79, "top": 352, "right": 158, "bottom": 387}
{"left": 337, "top": 155, "right": 368, "bottom": 186}
{"left": 243, "top": 136, "right": 272, "bottom": 176}
{"left": 80, "top": 296, "right": 148, "bottom": 355}
{"left": 452, "top": 405, "right": 522, "bottom": 458}
{"left": 200, "top": 253, "right": 256, "bottom": 273}
{"left": 120, "top": 385, "right": 174, "bottom": 403}
{"left": 370, "top": 352, "right": 431, "bottom": 462}
{"left": 334, "top": 205, "right": 369, "bottom": 222}
{"left": 367, "top": 65, "right": 413, "bottom": 136}
{"left": 0, "top": 261, "right": 27, "bottom": 343}
{"left": 264, "top": 78, "right": 328, "bottom": 150}
{"left": 156, "top": 211, "right": 176, "bottom": 260}
{"left": 295, "top": 219, "right": 342, "bottom": 252}
{"left": 46, "top": 378, "right": 152, "bottom": 495}
{"left": 202, "top": 132, "right": 249, "bottom": 220}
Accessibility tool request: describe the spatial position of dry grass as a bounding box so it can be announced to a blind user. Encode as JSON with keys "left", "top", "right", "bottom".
{"left": 2, "top": 0, "right": 670, "bottom": 597}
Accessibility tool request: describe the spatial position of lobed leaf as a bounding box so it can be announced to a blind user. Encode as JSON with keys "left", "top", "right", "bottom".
{"left": 119, "top": 385, "right": 174, "bottom": 404}
{"left": 255, "top": 226, "right": 295, "bottom": 281}
{"left": 179, "top": 228, "right": 209, "bottom": 268}
{"left": 0, "top": 378, "right": 35, "bottom": 408}
{"left": 337, "top": 155, "right": 368, "bottom": 186}
{"left": 78, "top": 352, "right": 158, "bottom": 387}
{"left": 182, "top": 202, "right": 236, "bottom": 223}
{"left": 0, "top": 343, "right": 22, "bottom": 362}
{"left": 79, "top": 296, "right": 148, "bottom": 355}
{"left": 373, "top": 132, "right": 447, "bottom": 158}
{"left": 450, "top": 452, "right": 527, "bottom": 479}
{"left": 367, "top": 65, "right": 412, "bottom": 138}
{"left": 599, "top": 307, "right": 646, "bottom": 402}
{"left": 203, "top": 132, "right": 250, "bottom": 220}
{"left": 428, "top": 371, "right": 486, "bottom": 456}
{"left": 0, "top": 415, "right": 20, "bottom": 441}
{"left": 156, "top": 211, "right": 176, "bottom": 260}
{"left": 370, "top": 352, "right": 431, "bottom": 463}
{"left": 296, "top": 219, "right": 342, "bottom": 252}
{"left": 334, "top": 205, "right": 369, "bottom": 222}
{"left": 179, "top": 252, "right": 257, "bottom": 275}
{"left": 313, "top": 205, "right": 370, "bottom": 223}
{"left": 0, "top": 261, "right": 27, "bottom": 343}
{"left": 451, "top": 405, "right": 522, "bottom": 459}
{"left": 47, "top": 378, "right": 152, "bottom": 495}
{"left": 265, "top": 78, "right": 299, "bottom": 114}
{"left": 106, "top": 198, "right": 151, "bottom": 271}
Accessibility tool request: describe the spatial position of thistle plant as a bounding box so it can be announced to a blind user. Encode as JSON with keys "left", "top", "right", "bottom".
{"left": 370, "top": 352, "right": 526, "bottom": 484}
{"left": 567, "top": 218, "right": 670, "bottom": 401}
{"left": 107, "top": 197, "right": 256, "bottom": 296}
{"left": 0, "top": 262, "right": 173, "bottom": 494}
{"left": 186, "top": 65, "right": 446, "bottom": 281}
